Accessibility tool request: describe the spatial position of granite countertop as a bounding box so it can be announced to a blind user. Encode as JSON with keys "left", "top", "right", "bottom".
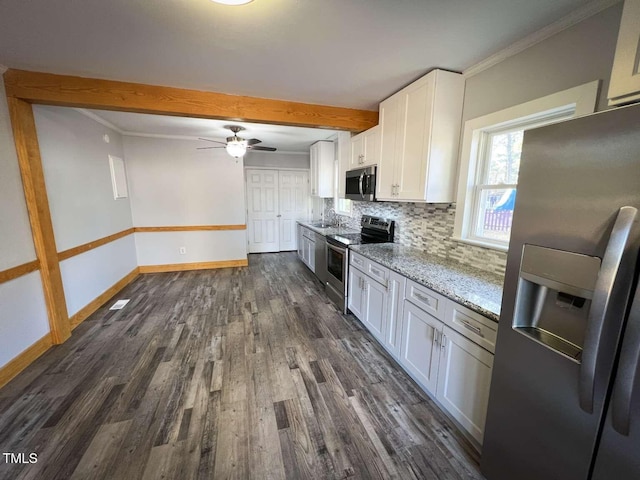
{"left": 297, "top": 221, "right": 359, "bottom": 236}
{"left": 350, "top": 243, "right": 503, "bottom": 322}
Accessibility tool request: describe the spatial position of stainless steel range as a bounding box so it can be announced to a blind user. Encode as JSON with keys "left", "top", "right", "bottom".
{"left": 325, "top": 215, "right": 395, "bottom": 313}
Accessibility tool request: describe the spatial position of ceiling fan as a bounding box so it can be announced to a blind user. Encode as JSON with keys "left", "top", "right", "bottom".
{"left": 198, "top": 125, "right": 277, "bottom": 159}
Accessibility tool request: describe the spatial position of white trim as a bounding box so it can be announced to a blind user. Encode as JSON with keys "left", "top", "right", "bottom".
{"left": 242, "top": 166, "right": 309, "bottom": 172}
{"left": 453, "top": 80, "right": 600, "bottom": 251}
{"left": 74, "top": 108, "right": 125, "bottom": 134}
{"left": 452, "top": 236, "right": 509, "bottom": 253}
{"left": 463, "top": 0, "right": 622, "bottom": 78}
{"left": 0, "top": 64, "right": 7, "bottom": 74}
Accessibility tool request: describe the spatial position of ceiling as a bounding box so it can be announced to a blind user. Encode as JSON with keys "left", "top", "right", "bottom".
{"left": 82, "top": 108, "right": 337, "bottom": 153}
{"left": 0, "top": 0, "right": 597, "bottom": 110}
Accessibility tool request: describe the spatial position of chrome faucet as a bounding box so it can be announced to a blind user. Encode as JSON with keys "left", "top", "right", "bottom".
{"left": 327, "top": 208, "right": 337, "bottom": 226}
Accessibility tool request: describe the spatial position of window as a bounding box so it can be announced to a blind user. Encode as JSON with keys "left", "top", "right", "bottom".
{"left": 454, "top": 81, "right": 599, "bottom": 251}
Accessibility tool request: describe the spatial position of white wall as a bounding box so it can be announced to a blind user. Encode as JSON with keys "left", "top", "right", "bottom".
{"left": 462, "top": 3, "right": 622, "bottom": 122}
{"left": 34, "top": 106, "right": 134, "bottom": 250}
{"left": 244, "top": 151, "right": 310, "bottom": 169}
{"left": 34, "top": 106, "right": 137, "bottom": 317}
{"left": 0, "top": 76, "right": 50, "bottom": 368}
{"left": 124, "top": 136, "right": 248, "bottom": 265}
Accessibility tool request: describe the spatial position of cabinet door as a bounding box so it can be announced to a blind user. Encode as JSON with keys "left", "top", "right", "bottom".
{"left": 377, "top": 96, "right": 399, "bottom": 200}
{"left": 315, "top": 141, "right": 335, "bottom": 198}
{"left": 384, "top": 271, "right": 405, "bottom": 358}
{"left": 307, "top": 238, "right": 316, "bottom": 272}
{"left": 297, "top": 225, "right": 303, "bottom": 259}
{"left": 348, "top": 267, "right": 366, "bottom": 320}
{"left": 350, "top": 132, "right": 364, "bottom": 169}
{"left": 362, "top": 278, "right": 387, "bottom": 344}
{"left": 336, "top": 132, "right": 351, "bottom": 198}
{"left": 608, "top": 0, "right": 640, "bottom": 106}
{"left": 395, "top": 75, "right": 434, "bottom": 201}
{"left": 436, "top": 326, "right": 494, "bottom": 445}
{"left": 400, "top": 300, "right": 442, "bottom": 395}
{"left": 361, "top": 125, "right": 380, "bottom": 167}
{"left": 310, "top": 144, "right": 319, "bottom": 196}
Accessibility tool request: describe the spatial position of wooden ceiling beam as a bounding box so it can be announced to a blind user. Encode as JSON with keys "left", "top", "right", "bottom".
{"left": 3, "top": 69, "right": 378, "bottom": 132}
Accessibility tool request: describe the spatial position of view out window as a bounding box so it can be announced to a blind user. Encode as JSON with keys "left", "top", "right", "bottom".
{"left": 454, "top": 81, "right": 599, "bottom": 251}
{"left": 472, "top": 128, "right": 522, "bottom": 244}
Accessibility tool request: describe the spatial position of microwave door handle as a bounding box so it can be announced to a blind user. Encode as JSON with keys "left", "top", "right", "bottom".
{"left": 358, "top": 172, "right": 365, "bottom": 199}
{"left": 610, "top": 284, "right": 640, "bottom": 436}
{"left": 579, "top": 206, "right": 638, "bottom": 414}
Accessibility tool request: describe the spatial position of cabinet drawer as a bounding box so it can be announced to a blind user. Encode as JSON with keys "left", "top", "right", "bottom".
{"left": 445, "top": 302, "right": 497, "bottom": 354}
{"left": 405, "top": 280, "right": 446, "bottom": 321}
{"left": 350, "top": 252, "right": 367, "bottom": 271}
{"left": 302, "top": 227, "right": 315, "bottom": 240}
{"left": 367, "top": 261, "right": 389, "bottom": 286}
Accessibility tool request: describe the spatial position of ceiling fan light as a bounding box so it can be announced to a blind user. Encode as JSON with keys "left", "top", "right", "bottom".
{"left": 226, "top": 139, "right": 248, "bottom": 158}
{"left": 210, "top": 0, "right": 253, "bottom": 5}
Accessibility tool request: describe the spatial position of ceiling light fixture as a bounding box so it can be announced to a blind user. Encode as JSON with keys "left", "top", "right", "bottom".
{"left": 225, "top": 138, "right": 248, "bottom": 158}
{"left": 210, "top": 0, "right": 254, "bottom": 5}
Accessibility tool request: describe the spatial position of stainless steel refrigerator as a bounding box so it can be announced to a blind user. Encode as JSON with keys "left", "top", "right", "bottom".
{"left": 481, "top": 103, "right": 640, "bottom": 480}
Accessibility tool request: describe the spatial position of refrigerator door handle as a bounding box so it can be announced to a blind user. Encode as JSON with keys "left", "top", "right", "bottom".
{"left": 610, "top": 284, "right": 640, "bottom": 436}
{"left": 579, "top": 206, "right": 638, "bottom": 413}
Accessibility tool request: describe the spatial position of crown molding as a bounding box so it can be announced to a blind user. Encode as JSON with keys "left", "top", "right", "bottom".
{"left": 463, "top": 0, "right": 622, "bottom": 78}
{"left": 74, "top": 108, "right": 125, "bottom": 134}
{"left": 72, "top": 109, "right": 313, "bottom": 152}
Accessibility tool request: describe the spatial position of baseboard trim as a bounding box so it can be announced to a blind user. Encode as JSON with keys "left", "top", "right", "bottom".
{"left": 69, "top": 267, "right": 141, "bottom": 329}
{"left": 0, "top": 334, "right": 53, "bottom": 389}
{"left": 139, "top": 259, "right": 249, "bottom": 273}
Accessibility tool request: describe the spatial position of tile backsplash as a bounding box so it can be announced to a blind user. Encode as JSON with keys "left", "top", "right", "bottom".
{"left": 324, "top": 199, "right": 507, "bottom": 277}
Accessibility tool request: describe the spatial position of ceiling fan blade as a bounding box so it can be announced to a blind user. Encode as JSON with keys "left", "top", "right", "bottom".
{"left": 249, "top": 146, "right": 277, "bottom": 152}
{"left": 197, "top": 146, "right": 225, "bottom": 150}
{"left": 247, "top": 138, "right": 262, "bottom": 146}
{"left": 198, "top": 138, "right": 226, "bottom": 145}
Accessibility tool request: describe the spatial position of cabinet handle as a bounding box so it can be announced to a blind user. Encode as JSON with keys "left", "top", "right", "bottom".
{"left": 441, "top": 334, "right": 447, "bottom": 350}
{"left": 433, "top": 329, "right": 441, "bottom": 347}
{"left": 460, "top": 319, "right": 484, "bottom": 337}
{"left": 370, "top": 267, "right": 381, "bottom": 277}
{"left": 414, "top": 292, "right": 432, "bottom": 306}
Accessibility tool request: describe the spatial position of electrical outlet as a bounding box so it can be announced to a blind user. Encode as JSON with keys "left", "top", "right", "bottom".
{"left": 179, "top": 247, "right": 186, "bottom": 255}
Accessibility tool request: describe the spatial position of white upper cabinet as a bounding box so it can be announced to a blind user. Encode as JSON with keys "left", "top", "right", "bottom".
{"left": 377, "top": 69, "right": 464, "bottom": 202}
{"left": 310, "top": 140, "right": 334, "bottom": 197}
{"left": 336, "top": 131, "right": 351, "bottom": 199}
{"left": 608, "top": 0, "right": 640, "bottom": 106}
{"left": 350, "top": 125, "right": 380, "bottom": 169}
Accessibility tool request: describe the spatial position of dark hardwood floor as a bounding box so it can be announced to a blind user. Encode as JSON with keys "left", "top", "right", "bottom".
{"left": 0, "top": 252, "right": 484, "bottom": 479}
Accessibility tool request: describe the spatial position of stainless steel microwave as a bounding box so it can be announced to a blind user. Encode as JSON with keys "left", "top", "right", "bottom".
{"left": 345, "top": 166, "right": 376, "bottom": 201}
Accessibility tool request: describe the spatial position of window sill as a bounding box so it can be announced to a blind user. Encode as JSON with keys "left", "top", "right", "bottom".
{"left": 452, "top": 236, "right": 509, "bottom": 253}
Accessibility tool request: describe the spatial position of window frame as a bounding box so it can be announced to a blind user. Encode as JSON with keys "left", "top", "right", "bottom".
{"left": 453, "top": 81, "right": 600, "bottom": 251}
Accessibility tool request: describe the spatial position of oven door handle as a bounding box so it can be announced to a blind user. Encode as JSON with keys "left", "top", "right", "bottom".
{"left": 326, "top": 242, "right": 347, "bottom": 255}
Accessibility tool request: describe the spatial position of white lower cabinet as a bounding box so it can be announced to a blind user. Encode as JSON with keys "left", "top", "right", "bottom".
{"left": 436, "top": 326, "right": 494, "bottom": 445}
{"left": 346, "top": 255, "right": 496, "bottom": 447}
{"left": 384, "top": 271, "right": 405, "bottom": 357}
{"left": 348, "top": 266, "right": 366, "bottom": 320}
{"left": 349, "top": 264, "right": 388, "bottom": 345}
{"left": 400, "top": 300, "right": 442, "bottom": 395}
{"left": 298, "top": 226, "right": 315, "bottom": 272}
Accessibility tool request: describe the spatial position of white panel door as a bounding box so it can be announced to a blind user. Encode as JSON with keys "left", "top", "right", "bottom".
{"left": 436, "top": 326, "right": 494, "bottom": 444}
{"left": 279, "top": 170, "right": 309, "bottom": 251}
{"left": 246, "top": 169, "right": 279, "bottom": 253}
{"left": 384, "top": 271, "right": 406, "bottom": 358}
{"left": 396, "top": 75, "right": 434, "bottom": 201}
{"left": 363, "top": 278, "right": 387, "bottom": 344}
{"left": 348, "top": 266, "right": 366, "bottom": 321}
{"left": 400, "top": 300, "right": 442, "bottom": 396}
